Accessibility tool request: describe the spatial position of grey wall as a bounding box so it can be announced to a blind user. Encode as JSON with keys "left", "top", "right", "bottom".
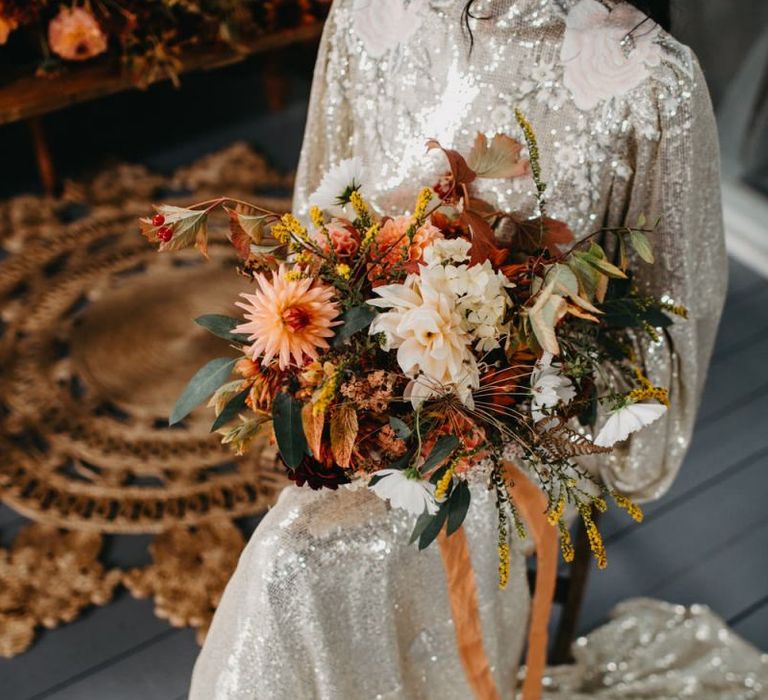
{"left": 674, "top": 0, "right": 768, "bottom": 107}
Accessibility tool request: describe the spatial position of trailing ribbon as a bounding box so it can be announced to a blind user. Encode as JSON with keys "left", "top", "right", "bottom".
{"left": 437, "top": 463, "right": 559, "bottom": 700}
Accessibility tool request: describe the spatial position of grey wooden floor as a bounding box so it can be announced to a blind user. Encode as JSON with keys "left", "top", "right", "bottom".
{"left": 1, "top": 256, "right": 765, "bottom": 700}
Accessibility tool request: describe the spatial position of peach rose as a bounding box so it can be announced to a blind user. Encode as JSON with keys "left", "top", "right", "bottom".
{"left": 313, "top": 220, "right": 361, "bottom": 259}
{"left": 367, "top": 216, "right": 442, "bottom": 284}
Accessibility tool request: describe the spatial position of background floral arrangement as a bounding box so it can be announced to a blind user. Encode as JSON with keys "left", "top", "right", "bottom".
{"left": 140, "top": 114, "right": 685, "bottom": 586}
{"left": 0, "top": 0, "right": 331, "bottom": 86}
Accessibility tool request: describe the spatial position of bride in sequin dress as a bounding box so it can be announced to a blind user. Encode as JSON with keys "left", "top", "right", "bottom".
{"left": 189, "top": 2, "right": 766, "bottom": 698}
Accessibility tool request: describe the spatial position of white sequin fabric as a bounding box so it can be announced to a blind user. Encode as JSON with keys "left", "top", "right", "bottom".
{"left": 190, "top": 1, "right": 733, "bottom": 698}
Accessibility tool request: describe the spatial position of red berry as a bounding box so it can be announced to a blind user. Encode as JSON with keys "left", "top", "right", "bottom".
{"left": 157, "top": 226, "right": 173, "bottom": 242}
{"left": 152, "top": 214, "right": 165, "bottom": 227}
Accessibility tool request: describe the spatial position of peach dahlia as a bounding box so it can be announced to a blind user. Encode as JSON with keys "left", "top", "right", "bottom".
{"left": 235, "top": 267, "right": 341, "bottom": 370}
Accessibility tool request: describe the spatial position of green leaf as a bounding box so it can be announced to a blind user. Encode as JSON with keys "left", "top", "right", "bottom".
{"left": 389, "top": 450, "right": 414, "bottom": 471}
{"left": 368, "top": 473, "right": 386, "bottom": 488}
{"left": 418, "top": 502, "right": 449, "bottom": 550}
{"left": 195, "top": 315, "right": 251, "bottom": 344}
{"left": 568, "top": 255, "right": 602, "bottom": 301}
{"left": 389, "top": 416, "right": 412, "bottom": 439}
{"left": 579, "top": 249, "right": 627, "bottom": 280}
{"left": 409, "top": 512, "right": 434, "bottom": 544}
{"left": 272, "top": 393, "right": 308, "bottom": 469}
{"left": 629, "top": 230, "right": 655, "bottom": 264}
{"left": 333, "top": 305, "right": 377, "bottom": 347}
{"left": 210, "top": 387, "right": 250, "bottom": 432}
{"left": 446, "top": 481, "right": 471, "bottom": 536}
{"left": 429, "top": 461, "right": 452, "bottom": 485}
{"left": 420, "top": 435, "right": 460, "bottom": 475}
{"left": 170, "top": 357, "right": 237, "bottom": 425}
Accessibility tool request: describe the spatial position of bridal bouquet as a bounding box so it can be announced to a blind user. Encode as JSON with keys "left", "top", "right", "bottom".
{"left": 141, "top": 114, "right": 683, "bottom": 584}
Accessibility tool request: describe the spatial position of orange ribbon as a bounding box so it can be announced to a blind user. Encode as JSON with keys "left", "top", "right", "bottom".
{"left": 437, "top": 462, "right": 559, "bottom": 700}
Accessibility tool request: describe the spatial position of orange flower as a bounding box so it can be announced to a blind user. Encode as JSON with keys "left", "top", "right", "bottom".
{"left": 235, "top": 266, "right": 341, "bottom": 370}
{"left": 48, "top": 7, "right": 107, "bottom": 61}
{"left": 367, "top": 216, "right": 442, "bottom": 283}
{"left": 0, "top": 15, "right": 18, "bottom": 46}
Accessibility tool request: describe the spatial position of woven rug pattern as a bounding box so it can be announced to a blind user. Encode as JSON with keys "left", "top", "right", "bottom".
{"left": 0, "top": 145, "right": 290, "bottom": 655}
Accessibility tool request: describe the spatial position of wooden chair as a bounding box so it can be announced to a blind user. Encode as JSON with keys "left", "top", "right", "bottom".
{"left": 528, "top": 509, "right": 601, "bottom": 665}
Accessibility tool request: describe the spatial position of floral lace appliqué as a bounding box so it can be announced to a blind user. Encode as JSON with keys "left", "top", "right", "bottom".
{"left": 352, "top": 0, "right": 423, "bottom": 59}
{"left": 561, "top": 0, "right": 661, "bottom": 111}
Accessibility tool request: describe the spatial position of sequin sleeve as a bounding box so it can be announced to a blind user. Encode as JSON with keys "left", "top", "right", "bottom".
{"left": 595, "top": 57, "right": 728, "bottom": 503}
{"left": 292, "top": 3, "right": 354, "bottom": 216}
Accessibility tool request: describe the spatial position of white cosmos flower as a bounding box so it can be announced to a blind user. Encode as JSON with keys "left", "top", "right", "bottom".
{"left": 368, "top": 469, "right": 439, "bottom": 516}
{"left": 530, "top": 352, "right": 576, "bottom": 422}
{"left": 308, "top": 157, "right": 366, "bottom": 217}
{"left": 369, "top": 272, "right": 479, "bottom": 408}
{"left": 594, "top": 403, "right": 667, "bottom": 447}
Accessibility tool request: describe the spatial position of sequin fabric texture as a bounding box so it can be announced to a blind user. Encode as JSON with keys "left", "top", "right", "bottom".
{"left": 190, "top": 1, "right": 732, "bottom": 698}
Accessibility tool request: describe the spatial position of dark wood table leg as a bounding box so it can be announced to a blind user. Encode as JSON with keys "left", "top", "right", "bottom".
{"left": 550, "top": 509, "right": 601, "bottom": 665}
{"left": 28, "top": 116, "right": 60, "bottom": 197}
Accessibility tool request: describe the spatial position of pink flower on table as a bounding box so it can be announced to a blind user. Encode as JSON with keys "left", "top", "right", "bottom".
{"left": 0, "top": 16, "right": 18, "bottom": 46}
{"left": 48, "top": 7, "right": 108, "bottom": 62}
{"left": 561, "top": 0, "right": 661, "bottom": 111}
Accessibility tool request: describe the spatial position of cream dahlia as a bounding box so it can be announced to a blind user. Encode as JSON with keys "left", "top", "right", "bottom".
{"left": 48, "top": 7, "right": 108, "bottom": 62}
{"left": 235, "top": 267, "right": 341, "bottom": 370}
{"left": 368, "top": 272, "right": 479, "bottom": 407}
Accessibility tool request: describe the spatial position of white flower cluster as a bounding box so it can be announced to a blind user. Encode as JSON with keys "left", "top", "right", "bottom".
{"left": 368, "top": 239, "right": 513, "bottom": 408}
{"left": 421, "top": 239, "right": 512, "bottom": 353}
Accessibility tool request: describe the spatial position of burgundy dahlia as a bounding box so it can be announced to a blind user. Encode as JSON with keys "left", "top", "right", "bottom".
{"left": 287, "top": 457, "right": 350, "bottom": 491}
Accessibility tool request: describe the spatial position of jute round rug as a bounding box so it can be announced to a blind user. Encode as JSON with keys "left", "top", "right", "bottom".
{"left": 0, "top": 145, "right": 290, "bottom": 656}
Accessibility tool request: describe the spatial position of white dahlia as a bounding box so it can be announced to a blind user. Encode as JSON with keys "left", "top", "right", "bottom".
{"left": 368, "top": 273, "right": 479, "bottom": 407}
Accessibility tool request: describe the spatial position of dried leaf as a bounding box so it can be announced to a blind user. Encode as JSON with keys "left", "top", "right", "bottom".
{"left": 330, "top": 404, "right": 358, "bottom": 469}
{"left": 426, "top": 138, "right": 477, "bottom": 190}
{"left": 502, "top": 215, "right": 574, "bottom": 256}
{"left": 225, "top": 205, "right": 267, "bottom": 260}
{"left": 537, "top": 417, "right": 612, "bottom": 461}
{"left": 467, "top": 132, "right": 530, "bottom": 179}
{"left": 528, "top": 282, "right": 567, "bottom": 355}
{"left": 460, "top": 210, "right": 507, "bottom": 268}
{"left": 302, "top": 403, "right": 325, "bottom": 461}
{"left": 141, "top": 204, "right": 209, "bottom": 257}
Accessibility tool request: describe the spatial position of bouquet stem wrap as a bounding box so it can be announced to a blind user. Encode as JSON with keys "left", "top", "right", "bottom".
{"left": 438, "top": 463, "right": 558, "bottom": 700}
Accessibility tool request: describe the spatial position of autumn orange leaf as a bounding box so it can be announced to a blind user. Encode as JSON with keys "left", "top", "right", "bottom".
{"left": 330, "top": 404, "right": 358, "bottom": 469}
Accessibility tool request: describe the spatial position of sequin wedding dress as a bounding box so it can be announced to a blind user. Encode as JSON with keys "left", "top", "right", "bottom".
{"left": 189, "top": 2, "right": 765, "bottom": 699}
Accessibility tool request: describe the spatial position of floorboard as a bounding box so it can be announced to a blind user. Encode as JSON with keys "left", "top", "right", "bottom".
{"left": 726, "top": 258, "right": 766, "bottom": 299}
{"left": 0, "top": 595, "right": 172, "bottom": 700}
{"left": 731, "top": 597, "right": 768, "bottom": 651}
{"left": 580, "top": 451, "right": 768, "bottom": 635}
{"left": 38, "top": 629, "right": 196, "bottom": 700}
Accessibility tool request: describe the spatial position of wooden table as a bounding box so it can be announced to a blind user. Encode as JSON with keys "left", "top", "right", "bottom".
{"left": 0, "top": 23, "right": 324, "bottom": 194}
